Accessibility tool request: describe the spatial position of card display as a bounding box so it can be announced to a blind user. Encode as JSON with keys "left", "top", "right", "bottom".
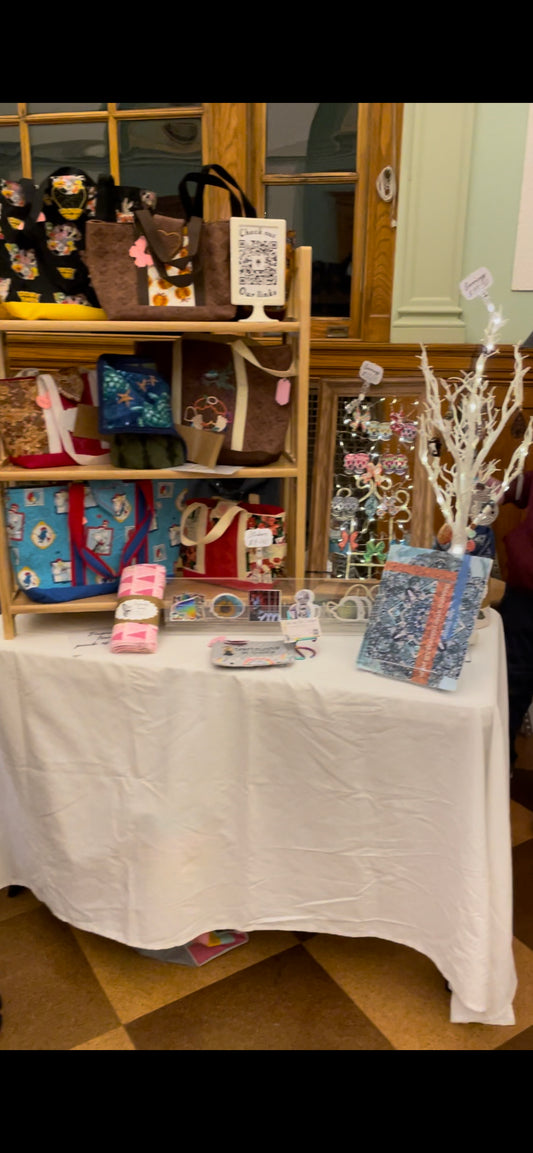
{"left": 356, "top": 542, "right": 492, "bottom": 691}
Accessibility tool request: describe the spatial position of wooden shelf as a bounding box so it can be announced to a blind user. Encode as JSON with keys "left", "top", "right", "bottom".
{"left": 0, "top": 318, "right": 299, "bottom": 337}
{"left": 0, "top": 454, "right": 298, "bottom": 484}
{"left": 0, "top": 246, "right": 312, "bottom": 639}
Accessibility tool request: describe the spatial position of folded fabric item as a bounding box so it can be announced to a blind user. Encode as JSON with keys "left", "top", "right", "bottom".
{"left": 98, "top": 354, "right": 175, "bottom": 436}
{"left": 111, "top": 562, "right": 166, "bottom": 654}
{"left": 109, "top": 431, "right": 186, "bottom": 470}
{"left": 137, "top": 931, "right": 249, "bottom": 967}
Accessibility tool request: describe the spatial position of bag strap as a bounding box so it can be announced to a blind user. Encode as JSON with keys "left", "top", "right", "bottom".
{"left": 95, "top": 175, "right": 118, "bottom": 222}
{"left": 231, "top": 339, "right": 298, "bottom": 378}
{"left": 180, "top": 500, "right": 246, "bottom": 548}
{"left": 39, "top": 373, "right": 111, "bottom": 466}
{"left": 178, "top": 165, "right": 257, "bottom": 222}
{"left": 68, "top": 480, "right": 155, "bottom": 584}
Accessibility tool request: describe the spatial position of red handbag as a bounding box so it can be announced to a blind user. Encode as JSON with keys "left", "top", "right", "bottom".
{"left": 179, "top": 497, "right": 287, "bottom": 585}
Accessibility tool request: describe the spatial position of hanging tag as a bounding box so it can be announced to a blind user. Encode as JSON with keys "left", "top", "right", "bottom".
{"left": 460, "top": 267, "right": 493, "bottom": 301}
{"left": 276, "top": 378, "right": 292, "bottom": 406}
{"left": 359, "top": 361, "right": 384, "bottom": 387}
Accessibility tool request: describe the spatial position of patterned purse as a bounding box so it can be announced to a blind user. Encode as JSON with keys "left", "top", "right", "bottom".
{"left": 4, "top": 478, "right": 189, "bottom": 603}
{"left": 179, "top": 496, "right": 287, "bottom": 584}
{"left": 0, "top": 369, "right": 111, "bottom": 468}
{"left": 0, "top": 168, "right": 105, "bottom": 318}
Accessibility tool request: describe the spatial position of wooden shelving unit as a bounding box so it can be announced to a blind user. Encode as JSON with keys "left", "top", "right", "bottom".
{"left": 0, "top": 247, "right": 312, "bottom": 639}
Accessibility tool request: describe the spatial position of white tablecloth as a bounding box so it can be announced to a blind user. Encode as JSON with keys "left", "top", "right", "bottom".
{"left": 0, "top": 609, "right": 516, "bottom": 1025}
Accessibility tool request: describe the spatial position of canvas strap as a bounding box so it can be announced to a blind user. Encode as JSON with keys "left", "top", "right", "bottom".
{"left": 230, "top": 341, "right": 297, "bottom": 454}
{"left": 180, "top": 500, "right": 246, "bottom": 548}
{"left": 38, "top": 372, "right": 111, "bottom": 466}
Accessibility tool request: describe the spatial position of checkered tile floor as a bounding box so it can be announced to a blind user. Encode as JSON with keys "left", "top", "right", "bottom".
{"left": 1, "top": 746, "right": 532, "bottom": 1050}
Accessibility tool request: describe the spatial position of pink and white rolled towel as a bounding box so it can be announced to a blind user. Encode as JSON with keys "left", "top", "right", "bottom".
{"left": 111, "top": 563, "right": 167, "bottom": 654}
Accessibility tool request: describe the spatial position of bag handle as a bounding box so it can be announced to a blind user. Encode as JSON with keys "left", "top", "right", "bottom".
{"left": 95, "top": 174, "right": 119, "bottom": 222}
{"left": 180, "top": 500, "right": 246, "bottom": 548}
{"left": 68, "top": 480, "right": 155, "bottom": 584}
{"left": 39, "top": 373, "right": 111, "bottom": 466}
{"left": 179, "top": 164, "right": 257, "bottom": 221}
{"left": 231, "top": 339, "right": 298, "bottom": 378}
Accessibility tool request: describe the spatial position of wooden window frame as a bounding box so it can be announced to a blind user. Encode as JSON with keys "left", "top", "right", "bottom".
{"left": 248, "top": 103, "right": 403, "bottom": 344}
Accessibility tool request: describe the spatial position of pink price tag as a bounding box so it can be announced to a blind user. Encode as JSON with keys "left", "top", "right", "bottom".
{"left": 276, "top": 378, "right": 291, "bottom": 406}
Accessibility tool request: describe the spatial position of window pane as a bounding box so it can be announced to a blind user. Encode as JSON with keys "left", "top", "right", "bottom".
{"left": 0, "top": 105, "right": 18, "bottom": 116}
{"left": 117, "top": 102, "right": 202, "bottom": 110}
{"left": 119, "top": 118, "right": 202, "bottom": 199}
{"left": 267, "top": 184, "right": 355, "bottom": 317}
{"left": 27, "top": 104, "right": 105, "bottom": 114}
{"left": 266, "top": 103, "right": 357, "bottom": 174}
{"left": 0, "top": 129, "right": 21, "bottom": 180}
{"left": 29, "top": 123, "right": 108, "bottom": 184}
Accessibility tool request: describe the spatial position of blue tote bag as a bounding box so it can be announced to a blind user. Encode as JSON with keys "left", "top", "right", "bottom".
{"left": 5, "top": 478, "right": 188, "bottom": 604}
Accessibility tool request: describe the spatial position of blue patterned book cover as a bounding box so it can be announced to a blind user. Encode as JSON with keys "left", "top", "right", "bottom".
{"left": 356, "top": 543, "right": 492, "bottom": 691}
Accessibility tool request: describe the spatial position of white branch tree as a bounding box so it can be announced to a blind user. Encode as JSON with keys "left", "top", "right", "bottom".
{"left": 418, "top": 307, "right": 533, "bottom": 556}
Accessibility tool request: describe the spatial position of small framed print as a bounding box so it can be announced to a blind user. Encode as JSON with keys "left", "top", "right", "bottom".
{"left": 230, "top": 217, "right": 286, "bottom": 322}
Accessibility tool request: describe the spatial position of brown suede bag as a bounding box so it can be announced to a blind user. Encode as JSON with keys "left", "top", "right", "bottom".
{"left": 85, "top": 164, "right": 257, "bottom": 322}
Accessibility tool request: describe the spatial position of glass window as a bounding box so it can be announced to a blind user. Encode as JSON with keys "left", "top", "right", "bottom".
{"left": 266, "top": 102, "right": 357, "bottom": 174}
{"left": 118, "top": 118, "right": 202, "bottom": 198}
{"left": 27, "top": 104, "right": 106, "bottom": 114}
{"left": 0, "top": 128, "right": 22, "bottom": 180}
{"left": 0, "top": 105, "right": 18, "bottom": 116}
{"left": 116, "top": 103, "right": 202, "bottom": 110}
{"left": 267, "top": 183, "right": 355, "bottom": 317}
{"left": 29, "top": 123, "right": 109, "bottom": 184}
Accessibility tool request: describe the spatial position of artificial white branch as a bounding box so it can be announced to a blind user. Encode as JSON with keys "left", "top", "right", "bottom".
{"left": 418, "top": 338, "right": 533, "bottom": 555}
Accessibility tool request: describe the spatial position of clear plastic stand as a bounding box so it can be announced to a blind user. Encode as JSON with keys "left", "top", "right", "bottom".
{"left": 163, "top": 575, "right": 379, "bottom": 633}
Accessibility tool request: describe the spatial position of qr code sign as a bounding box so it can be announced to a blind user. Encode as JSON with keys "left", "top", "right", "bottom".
{"left": 231, "top": 219, "right": 285, "bottom": 303}
{"left": 239, "top": 236, "right": 278, "bottom": 294}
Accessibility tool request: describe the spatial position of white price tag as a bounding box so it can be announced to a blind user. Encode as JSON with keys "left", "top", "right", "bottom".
{"left": 460, "top": 267, "right": 493, "bottom": 301}
{"left": 244, "top": 528, "right": 273, "bottom": 549}
{"left": 281, "top": 618, "right": 321, "bottom": 642}
{"left": 359, "top": 360, "right": 384, "bottom": 386}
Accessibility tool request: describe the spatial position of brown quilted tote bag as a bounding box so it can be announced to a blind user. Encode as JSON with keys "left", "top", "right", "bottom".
{"left": 85, "top": 164, "right": 257, "bottom": 322}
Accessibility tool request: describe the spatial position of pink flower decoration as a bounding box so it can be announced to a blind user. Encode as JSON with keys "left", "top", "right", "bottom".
{"left": 129, "top": 237, "right": 154, "bottom": 268}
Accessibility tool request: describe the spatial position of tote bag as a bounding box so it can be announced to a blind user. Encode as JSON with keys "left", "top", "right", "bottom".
{"left": 85, "top": 163, "right": 257, "bottom": 322}
{"left": 173, "top": 337, "right": 296, "bottom": 466}
{"left": 180, "top": 496, "right": 286, "bottom": 585}
{"left": 0, "top": 369, "right": 111, "bottom": 468}
{"left": 0, "top": 168, "right": 105, "bottom": 319}
{"left": 5, "top": 478, "right": 189, "bottom": 603}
